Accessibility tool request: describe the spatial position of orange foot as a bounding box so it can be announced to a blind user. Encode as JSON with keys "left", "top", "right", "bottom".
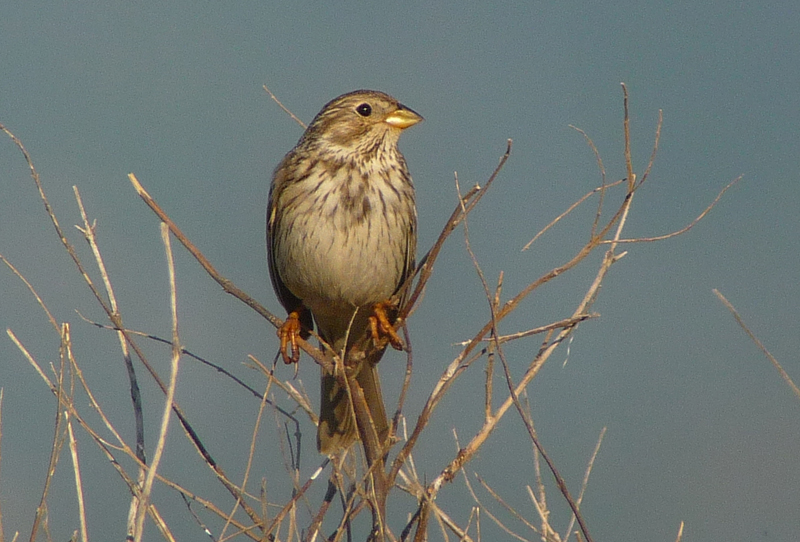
{"left": 278, "top": 310, "right": 303, "bottom": 364}
{"left": 369, "top": 301, "right": 404, "bottom": 351}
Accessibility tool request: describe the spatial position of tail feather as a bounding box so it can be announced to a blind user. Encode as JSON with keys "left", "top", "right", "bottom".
{"left": 317, "top": 354, "right": 388, "bottom": 455}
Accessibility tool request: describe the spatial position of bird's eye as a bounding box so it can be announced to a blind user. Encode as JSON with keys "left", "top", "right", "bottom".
{"left": 356, "top": 103, "right": 372, "bottom": 117}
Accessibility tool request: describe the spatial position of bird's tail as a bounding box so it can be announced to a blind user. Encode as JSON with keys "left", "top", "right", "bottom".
{"left": 317, "top": 352, "right": 388, "bottom": 455}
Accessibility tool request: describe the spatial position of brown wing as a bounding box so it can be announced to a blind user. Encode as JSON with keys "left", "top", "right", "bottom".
{"left": 395, "top": 216, "right": 417, "bottom": 306}
{"left": 392, "top": 159, "right": 418, "bottom": 310}
{"left": 267, "top": 162, "right": 314, "bottom": 333}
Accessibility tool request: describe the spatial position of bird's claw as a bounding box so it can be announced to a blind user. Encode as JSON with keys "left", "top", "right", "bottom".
{"left": 369, "top": 301, "right": 404, "bottom": 351}
{"left": 278, "top": 311, "right": 302, "bottom": 364}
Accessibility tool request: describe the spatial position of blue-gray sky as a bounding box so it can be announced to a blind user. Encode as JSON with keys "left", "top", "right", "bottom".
{"left": 1, "top": 2, "right": 799, "bottom": 541}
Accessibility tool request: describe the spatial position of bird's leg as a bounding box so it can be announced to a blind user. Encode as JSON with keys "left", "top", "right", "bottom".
{"left": 278, "top": 310, "right": 304, "bottom": 364}
{"left": 369, "top": 301, "right": 404, "bottom": 351}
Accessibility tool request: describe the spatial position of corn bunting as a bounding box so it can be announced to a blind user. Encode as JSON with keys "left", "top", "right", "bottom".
{"left": 267, "top": 90, "right": 422, "bottom": 454}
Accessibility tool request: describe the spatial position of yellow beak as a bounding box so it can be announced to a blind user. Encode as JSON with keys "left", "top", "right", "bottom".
{"left": 384, "top": 106, "right": 424, "bottom": 129}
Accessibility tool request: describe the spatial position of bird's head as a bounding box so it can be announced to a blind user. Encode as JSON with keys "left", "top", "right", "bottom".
{"left": 303, "top": 90, "right": 423, "bottom": 159}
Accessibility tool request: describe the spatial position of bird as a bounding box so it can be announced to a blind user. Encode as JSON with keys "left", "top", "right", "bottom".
{"left": 267, "top": 90, "right": 422, "bottom": 454}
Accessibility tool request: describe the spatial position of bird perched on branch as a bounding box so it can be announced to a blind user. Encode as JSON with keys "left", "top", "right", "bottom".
{"left": 267, "top": 90, "right": 422, "bottom": 454}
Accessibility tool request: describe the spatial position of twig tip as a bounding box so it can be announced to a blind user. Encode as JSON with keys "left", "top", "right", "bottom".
{"left": 127, "top": 173, "right": 148, "bottom": 198}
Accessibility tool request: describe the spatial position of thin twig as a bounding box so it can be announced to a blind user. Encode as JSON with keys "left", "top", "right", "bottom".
{"left": 247, "top": 354, "right": 314, "bottom": 421}
{"left": 522, "top": 180, "right": 625, "bottom": 252}
{"left": 622, "top": 82, "right": 636, "bottom": 190}
{"left": 30, "top": 323, "right": 72, "bottom": 541}
{"left": 73, "top": 188, "right": 148, "bottom": 536}
{"left": 497, "top": 339, "right": 591, "bottom": 542}
{"left": 636, "top": 109, "right": 663, "bottom": 189}
{"left": 221, "top": 368, "right": 275, "bottom": 541}
{"left": 73, "top": 187, "right": 147, "bottom": 465}
{"left": 263, "top": 467, "right": 326, "bottom": 538}
{"left": 78, "top": 314, "right": 301, "bottom": 420}
{"left": 525, "top": 486, "right": 559, "bottom": 542}
{"left": 569, "top": 125, "right": 608, "bottom": 239}
{"left": 0, "top": 253, "right": 59, "bottom": 332}
{"left": 65, "top": 412, "right": 89, "bottom": 542}
{"left": 456, "top": 315, "right": 597, "bottom": 346}
{"left": 65, "top": 366, "right": 180, "bottom": 542}
{"left": 390, "top": 326, "right": 415, "bottom": 450}
{"left": 263, "top": 84, "right": 307, "bottom": 129}
{"left": 714, "top": 289, "right": 800, "bottom": 401}
{"left": 524, "top": 392, "right": 547, "bottom": 540}
{"left": 563, "top": 427, "right": 606, "bottom": 541}
{"left": 134, "top": 224, "right": 183, "bottom": 541}
{"left": 608, "top": 175, "right": 741, "bottom": 244}
{"left": 471, "top": 474, "right": 536, "bottom": 541}
{"left": 455, "top": 170, "right": 500, "bottom": 426}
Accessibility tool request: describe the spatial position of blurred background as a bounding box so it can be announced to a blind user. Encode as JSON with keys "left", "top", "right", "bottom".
{"left": 1, "top": 2, "right": 799, "bottom": 540}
